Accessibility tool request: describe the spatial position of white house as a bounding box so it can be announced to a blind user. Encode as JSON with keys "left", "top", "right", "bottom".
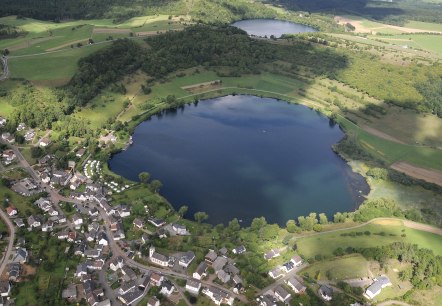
{"left": 291, "top": 255, "right": 302, "bottom": 267}
{"left": 264, "top": 249, "right": 280, "bottom": 260}
{"left": 186, "top": 279, "right": 201, "bottom": 295}
{"left": 109, "top": 256, "right": 124, "bottom": 271}
{"left": 6, "top": 206, "right": 18, "bottom": 217}
{"left": 39, "top": 137, "right": 51, "bottom": 147}
{"left": 232, "top": 245, "right": 246, "bottom": 255}
{"left": 274, "top": 286, "right": 291, "bottom": 302}
{"left": 286, "top": 277, "right": 306, "bottom": 294}
{"left": 268, "top": 267, "right": 283, "bottom": 279}
{"left": 193, "top": 261, "right": 208, "bottom": 280}
{"left": 160, "top": 280, "right": 174, "bottom": 296}
{"left": 364, "top": 276, "right": 392, "bottom": 299}
{"left": 149, "top": 247, "right": 169, "bottom": 267}
{"left": 319, "top": 285, "right": 333, "bottom": 301}
{"left": 202, "top": 287, "right": 234, "bottom": 306}
{"left": 172, "top": 223, "right": 187, "bottom": 235}
{"left": 179, "top": 251, "right": 195, "bottom": 268}
{"left": 72, "top": 214, "right": 83, "bottom": 227}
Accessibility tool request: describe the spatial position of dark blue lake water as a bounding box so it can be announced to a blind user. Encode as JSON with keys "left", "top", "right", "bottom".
{"left": 232, "top": 19, "right": 317, "bottom": 38}
{"left": 109, "top": 95, "right": 369, "bottom": 225}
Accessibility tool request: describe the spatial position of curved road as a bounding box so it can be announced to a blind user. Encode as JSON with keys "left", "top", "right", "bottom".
{"left": 0, "top": 56, "right": 9, "bottom": 81}
{"left": 0, "top": 208, "right": 15, "bottom": 276}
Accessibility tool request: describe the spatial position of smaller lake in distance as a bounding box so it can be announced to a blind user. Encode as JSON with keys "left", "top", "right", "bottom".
{"left": 109, "top": 95, "right": 369, "bottom": 225}
{"left": 232, "top": 19, "right": 317, "bottom": 38}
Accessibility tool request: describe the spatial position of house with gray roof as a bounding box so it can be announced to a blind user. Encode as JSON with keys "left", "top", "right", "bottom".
{"left": 13, "top": 248, "right": 28, "bottom": 263}
{"left": 319, "top": 285, "right": 333, "bottom": 301}
{"left": 286, "top": 277, "right": 306, "bottom": 294}
{"left": 193, "top": 261, "right": 208, "bottom": 280}
{"left": 179, "top": 251, "right": 195, "bottom": 268}
{"left": 217, "top": 270, "right": 231, "bottom": 283}
{"left": 186, "top": 279, "right": 201, "bottom": 295}
{"left": 274, "top": 285, "right": 291, "bottom": 302}
{"left": 212, "top": 256, "right": 227, "bottom": 273}
{"left": 62, "top": 283, "right": 77, "bottom": 300}
{"left": 364, "top": 275, "right": 392, "bottom": 299}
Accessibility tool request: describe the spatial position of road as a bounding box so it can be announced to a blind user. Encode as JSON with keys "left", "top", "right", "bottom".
{"left": 0, "top": 56, "right": 8, "bottom": 81}
{"left": 0, "top": 208, "right": 15, "bottom": 276}
{"left": 94, "top": 203, "right": 249, "bottom": 304}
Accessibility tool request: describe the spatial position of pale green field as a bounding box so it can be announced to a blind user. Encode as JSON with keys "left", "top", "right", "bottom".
{"left": 8, "top": 43, "right": 109, "bottom": 84}
{"left": 297, "top": 220, "right": 442, "bottom": 258}
{"left": 0, "top": 15, "right": 185, "bottom": 55}
{"left": 405, "top": 20, "right": 442, "bottom": 32}
{"left": 302, "top": 254, "right": 369, "bottom": 281}
{"left": 373, "top": 34, "right": 442, "bottom": 55}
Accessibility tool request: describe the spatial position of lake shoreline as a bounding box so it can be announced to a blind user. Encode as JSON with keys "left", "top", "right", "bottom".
{"left": 109, "top": 94, "right": 370, "bottom": 225}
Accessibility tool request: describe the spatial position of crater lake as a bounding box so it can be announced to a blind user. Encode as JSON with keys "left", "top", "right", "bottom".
{"left": 109, "top": 95, "right": 369, "bottom": 225}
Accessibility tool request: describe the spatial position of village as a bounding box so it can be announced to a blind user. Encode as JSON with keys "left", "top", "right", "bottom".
{"left": 0, "top": 116, "right": 397, "bottom": 305}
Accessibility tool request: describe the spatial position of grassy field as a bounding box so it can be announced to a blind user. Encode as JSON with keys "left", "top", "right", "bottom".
{"left": 296, "top": 219, "right": 442, "bottom": 258}
{"left": 8, "top": 43, "right": 110, "bottom": 84}
{"left": 300, "top": 254, "right": 368, "bottom": 281}
{"left": 372, "top": 34, "right": 442, "bottom": 55}
{"left": 339, "top": 117, "right": 442, "bottom": 171}
{"left": 0, "top": 14, "right": 186, "bottom": 56}
{"left": 302, "top": 254, "right": 369, "bottom": 281}
{"left": 405, "top": 20, "right": 442, "bottom": 32}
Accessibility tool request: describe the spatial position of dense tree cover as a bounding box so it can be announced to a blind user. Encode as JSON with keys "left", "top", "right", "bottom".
{"left": 358, "top": 242, "right": 442, "bottom": 289}
{"left": 270, "top": 0, "right": 442, "bottom": 24}
{"left": 0, "top": 24, "right": 25, "bottom": 39}
{"left": 5, "top": 84, "right": 68, "bottom": 129}
{"left": 66, "top": 25, "right": 347, "bottom": 106}
{"left": 0, "top": 0, "right": 276, "bottom": 23}
{"left": 66, "top": 39, "right": 144, "bottom": 107}
{"left": 416, "top": 75, "right": 442, "bottom": 118}
{"left": 142, "top": 25, "right": 276, "bottom": 78}
{"left": 0, "top": 0, "right": 149, "bottom": 21}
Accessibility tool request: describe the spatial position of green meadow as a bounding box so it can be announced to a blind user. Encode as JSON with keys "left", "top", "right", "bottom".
{"left": 296, "top": 220, "right": 442, "bottom": 258}
{"left": 0, "top": 14, "right": 185, "bottom": 56}
{"left": 302, "top": 254, "right": 369, "bottom": 280}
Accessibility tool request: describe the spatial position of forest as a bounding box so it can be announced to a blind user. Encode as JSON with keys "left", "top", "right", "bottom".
{"left": 0, "top": 0, "right": 278, "bottom": 23}
{"left": 270, "top": 0, "right": 442, "bottom": 24}
{"left": 416, "top": 76, "right": 442, "bottom": 118}
{"left": 66, "top": 25, "right": 348, "bottom": 107}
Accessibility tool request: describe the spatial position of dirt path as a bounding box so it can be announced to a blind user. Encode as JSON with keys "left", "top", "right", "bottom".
{"left": 293, "top": 218, "right": 442, "bottom": 241}
{"left": 93, "top": 27, "right": 132, "bottom": 34}
{"left": 45, "top": 39, "right": 89, "bottom": 52}
{"left": 403, "top": 220, "right": 442, "bottom": 235}
{"left": 361, "top": 125, "right": 406, "bottom": 144}
{"left": 391, "top": 162, "right": 442, "bottom": 187}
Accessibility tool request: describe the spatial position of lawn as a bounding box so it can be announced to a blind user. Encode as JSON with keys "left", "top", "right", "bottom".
{"left": 296, "top": 219, "right": 442, "bottom": 258}
{"left": 374, "top": 34, "right": 442, "bottom": 55}
{"left": 0, "top": 14, "right": 186, "bottom": 56}
{"left": 301, "top": 254, "right": 369, "bottom": 281}
{"left": 8, "top": 43, "right": 109, "bottom": 84}
{"left": 0, "top": 183, "right": 38, "bottom": 216}
{"left": 405, "top": 20, "right": 442, "bottom": 32}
